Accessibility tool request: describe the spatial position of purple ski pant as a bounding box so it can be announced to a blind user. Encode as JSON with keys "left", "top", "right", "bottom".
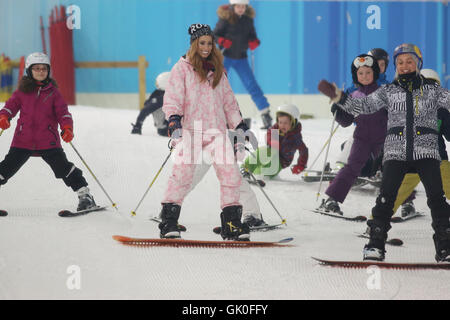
{"left": 326, "top": 138, "right": 383, "bottom": 203}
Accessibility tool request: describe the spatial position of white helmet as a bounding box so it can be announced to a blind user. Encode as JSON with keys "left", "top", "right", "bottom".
{"left": 25, "top": 52, "right": 50, "bottom": 78}
{"left": 420, "top": 68, "right": 441, "bottom": 85}
{"left": 230, "top": 0, "right": 249, "bottom": 4}
{"left": 25, "top": 52, "right": 50, "bottom": 70}
{"left": 275, "top": 104, "right": 300, "bottom": 122}
{"left": 155, "top": 72, "right": 170, "bottom": 90}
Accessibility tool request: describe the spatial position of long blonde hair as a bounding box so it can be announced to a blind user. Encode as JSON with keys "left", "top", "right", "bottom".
{"left": 187, "top": 36, "right": 224, "bottom": 89}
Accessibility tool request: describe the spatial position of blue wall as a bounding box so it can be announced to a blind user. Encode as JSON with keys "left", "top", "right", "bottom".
{"left": 1, "top": 0, "right": 449, "bottom": 93}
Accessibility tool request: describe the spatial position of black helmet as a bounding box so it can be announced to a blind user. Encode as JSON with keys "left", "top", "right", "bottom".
{"left": 367, "top": 48, "right": 389, "bottom": 70}
{"left": 351, "top": 54, "right": 380, "bottom": 86}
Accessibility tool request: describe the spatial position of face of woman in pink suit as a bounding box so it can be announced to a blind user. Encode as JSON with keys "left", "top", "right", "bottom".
{"left": 197, "top": 35, "right": 214, "bottom": 59}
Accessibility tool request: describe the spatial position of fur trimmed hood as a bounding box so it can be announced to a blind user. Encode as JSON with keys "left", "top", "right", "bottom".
{"left": 217, "top": 4, "right": 255, "bottom": 21}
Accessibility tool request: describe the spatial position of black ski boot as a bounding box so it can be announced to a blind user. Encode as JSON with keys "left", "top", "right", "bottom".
{"left": 433, "top": 227, "right": 450, "bottom": 262}
{"left": 363, "top": 223, "right": 388, "bottom": 261}
{"left": 76, "top": 187, "right": 97, "bottom": 211}
{"left": 319, "top": 197, "right": 343, "bottom": 215}
{"left": 401, "top": 200, "right": 416, "bottom": 217}
{"left": 158, "top": 203, "right": 181, "bottom": 239}
{"left": 220, "top": 205, "right": 250, "bottom": 241}
{"left": 261, "top": 110, "right": 272, "bottom": 129}
{"left": 131, "top": 123, "right": 142, "bottom": 135}
{"left": 243, "top": 215, "right": 268, "bottom": 228}
{"left": 243, "top": 118, "right": 252, "bottom": 129}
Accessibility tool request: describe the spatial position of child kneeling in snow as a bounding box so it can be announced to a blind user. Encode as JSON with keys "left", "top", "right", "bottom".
{"left": 242, "top": 104, "right": 308, "bottom": 180}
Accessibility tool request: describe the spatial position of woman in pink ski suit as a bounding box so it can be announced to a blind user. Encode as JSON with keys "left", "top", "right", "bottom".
{"left": 157, "top": 24, "right": 255, "bottom": 241}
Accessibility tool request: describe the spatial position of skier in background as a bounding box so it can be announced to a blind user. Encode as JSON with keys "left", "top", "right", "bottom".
{"left": 214, "top": 0, "right": 272, "bottom": 129}
{"left": 345, "top": 48, "right": 390, "bottom": 94}
{"left": 158, "top": 24, "right": 257, "bottom": 241}
{"left": 0, "top": 52, "right": 97, "bottom": 212}
{"left": 131, "top": 71, "right": 170, "bottom": 136}
{"left": 242, "top": 104, "right": 308, "bottom": 181}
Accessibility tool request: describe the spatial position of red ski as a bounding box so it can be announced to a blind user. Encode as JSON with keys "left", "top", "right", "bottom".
{"left": 113, "top": 235, "right": 294, "bottom": 248}
{"left": 312, "top": 257, "right": 450, "bottom": 270}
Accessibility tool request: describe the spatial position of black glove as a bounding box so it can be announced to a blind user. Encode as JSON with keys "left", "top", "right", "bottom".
{"left": 235, "top": 121, "right": 258, "bottom": 150}
{"left": 168, "top": 115, "right": 182, "bottom": 139}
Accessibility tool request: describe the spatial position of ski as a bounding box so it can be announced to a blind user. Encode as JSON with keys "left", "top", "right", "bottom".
{"left": 301, "top": 173, "right": 336, "bottom": 183}
{"left": 311, "top": 209, "right": 367, "bottom": 222}
{"left": 149, "top": 217, "right": 187, "bottom": 232}
{"left": 391, "top": 212, "right": 425, "bottom": 223}
{"left": 355, "top": 232, "right": 404, "bottom": 246}
{"left": 312, "top": 257, "right": 450, "bottom": 270}
{"left": 112, "top": 235, "right": 294, "bottom": 248}
{"left": 212, "top": 222, "right": 284, "bottom": 235}
{"left": 355, "top": 176, "right": 382, "bottom": 188}
{"left": 58, "top": 205, "right": 107, "bottom": 217}
{"left": 0, "top": 210, "right": 8, "bottom": 217}
{"left": 302, "top": 173, "right": 374, "bottom": 188}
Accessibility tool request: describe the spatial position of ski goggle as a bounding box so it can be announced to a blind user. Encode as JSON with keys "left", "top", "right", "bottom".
{"left": 353, "top": 56, "right": 374, "bottom": 69}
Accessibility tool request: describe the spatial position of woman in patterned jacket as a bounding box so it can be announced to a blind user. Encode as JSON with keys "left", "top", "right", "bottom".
{"left": 158, "top": 24, "right": 255, "bottom": 241}
{"left": 318, "top": 43, "right": 450, "bottom": 262}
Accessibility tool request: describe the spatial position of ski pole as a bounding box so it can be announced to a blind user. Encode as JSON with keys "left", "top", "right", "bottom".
{"left": 251, "top": 51, "right": 255, "bottom": 74}
{"left": 69, "top": 142, "right": 118, "bottom": 210}
{"left": 131, "top": 146, "right": 174, "bottom": 217}
{"left": 246, "top": 169, "right": 286, "bottom": 225}
{"left": 302, "top": 124, "right": 339, "bottom": 173}
{"left": 243, "top": 148, "right": 286, "bottom": 225}
{"left": 316, "top": 113, "right": 337, "bottom": 201}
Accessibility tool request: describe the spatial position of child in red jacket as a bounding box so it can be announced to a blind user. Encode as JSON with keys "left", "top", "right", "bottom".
{"left": 0, "top": 52, "right": 96, "bottom": 212}
{"left": 243, "top": 104, "right": 308, "bottom": 179}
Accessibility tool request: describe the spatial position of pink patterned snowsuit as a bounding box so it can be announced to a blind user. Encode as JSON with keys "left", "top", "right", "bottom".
{"left": 162, "top": 57, "right": 243, "bottom": 209}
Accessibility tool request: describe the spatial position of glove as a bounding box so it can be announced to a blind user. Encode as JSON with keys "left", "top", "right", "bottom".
{"left": 228, "top": 130, "right": 245, "bottom": 156}
{"left": 0, "top": 115, "right": 10, "bottom": 130}
{"left": 168, "top": 115, "right": 182, "bottom": 138}
{"left": 235, "top": 121, "right": 258, "bottom": 150}
{"left": 218, "top": 37, "right": 232, "bottom": 49}
{"left": 248, "top": 39, "right": 260, "bottom": 51}
{"left": 318, "top": 80, "right": 342, "bottom": 104}
{"left": 291, "top": 165, "right": 305, "bottom": 175}
{"left": 60, "top": 125, "right": 74, "bottom": 143}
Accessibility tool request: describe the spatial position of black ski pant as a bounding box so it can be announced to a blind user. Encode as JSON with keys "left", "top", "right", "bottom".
{"left": 369, "top": 159, "right": 450, "bottom": 232}
{"left": 0, "top": 147, "right": 87, "bottom": 191}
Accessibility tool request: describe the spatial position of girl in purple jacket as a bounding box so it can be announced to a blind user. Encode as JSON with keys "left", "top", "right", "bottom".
{"left": 319, "top": 54, "right": 386, "bottom": 214}
{"left": 0, "top": 52, "right": 96, "bottom": 212}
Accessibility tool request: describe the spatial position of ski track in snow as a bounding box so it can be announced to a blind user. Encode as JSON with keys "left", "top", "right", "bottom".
{"left": 0, "top": 104, "right": 449, "bottom": 299}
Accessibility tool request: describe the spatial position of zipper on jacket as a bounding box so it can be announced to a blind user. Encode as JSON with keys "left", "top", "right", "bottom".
{"left": 405, "top": 83, "right": 414, "bottom": 161}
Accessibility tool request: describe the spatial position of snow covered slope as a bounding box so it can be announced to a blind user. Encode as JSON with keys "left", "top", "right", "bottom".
{"left": 0, "top": 105, "right": 448, "bottom": 300}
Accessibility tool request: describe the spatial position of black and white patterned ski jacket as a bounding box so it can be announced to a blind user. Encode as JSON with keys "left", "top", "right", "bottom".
{"left": 335, "top": 74, "right": 450, "bottom": 163}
